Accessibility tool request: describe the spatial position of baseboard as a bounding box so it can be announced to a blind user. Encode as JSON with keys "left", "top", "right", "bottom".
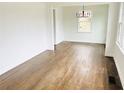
{"left": 64, "top": 40, "right": 105, "bottom": 45}
{"left": 0, "top": 49, "right": 48, "bottom": 76}
{"left": 113, "top": 57, "right": 124, "bottom": 89}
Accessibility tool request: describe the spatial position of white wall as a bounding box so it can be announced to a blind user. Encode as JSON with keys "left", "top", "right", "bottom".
{"left": 63, "top": 5, "right": 108, "bottom": 44}
{"left": 55, "top": 7, "right": 64, "bottom": 44}
{"left": 105, "top": 3, "right": 124, "bottom": 88}
{"left": 0, "top": 3, "right": 50, "bottom": 75}
{"left": 105, "top": 3, "right": 120, "bottom": 57}
{"left": 113, "top": 3, "right": 124, "bottom": 88}
{"left": 114, "top": 44, "right": 124, "bottom": 88}
{"left": 45, "top": 4, "right": 54, "bottom": 50}
{"left": 46, "top": 5, "right": 64, "bottom": 46}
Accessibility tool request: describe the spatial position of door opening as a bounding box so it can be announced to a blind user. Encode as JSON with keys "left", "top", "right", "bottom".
{"left": 53, "top": 9, "right": 56, "bottom": 50}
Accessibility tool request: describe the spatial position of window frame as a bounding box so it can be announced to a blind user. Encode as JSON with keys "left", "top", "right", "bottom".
{"left": 116, "top": 3, "right": 124, "bottom": 54}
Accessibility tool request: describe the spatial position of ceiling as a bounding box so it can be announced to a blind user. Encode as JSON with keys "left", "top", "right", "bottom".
{"left": 50, "top": 2, "right": 110, "bottom": 7}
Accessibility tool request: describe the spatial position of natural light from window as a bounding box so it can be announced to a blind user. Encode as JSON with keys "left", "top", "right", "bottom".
{"left": 77, "top": 10, "right": 92, "bottom": 33}
{"left": 78, "top": 17, "right": 91, "bottom": 32}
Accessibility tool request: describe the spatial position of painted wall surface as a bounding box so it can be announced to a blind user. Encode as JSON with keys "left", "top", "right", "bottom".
{"left": 55, "top": 7, "right": 64, "bottom": 44}
{"left": 105, "top": 3, "right": 124, "bottom": 88}
{"left": 105, "top": 3, "right": 120, "bottom": 57}
{"left": 113, "top": 3, "right": 124, "bottom": 88}
{"left": 45, "top": 4, "right": 54, "bottom": 50}
{"left": 0, "top": 3, "right": 49, "bottom": 75}
{"left": 63, "top": 5, "right": 108, "bottom": 44}
{"left": 114, "top": 44, "right": 124, "bottom": 88}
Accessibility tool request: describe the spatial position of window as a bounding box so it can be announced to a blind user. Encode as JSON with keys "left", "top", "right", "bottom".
{"left": 78, "top": 11, "right": 92, "bottom": 32}
{"left": 117, "top": 3, "right": 124, "bottom": 50}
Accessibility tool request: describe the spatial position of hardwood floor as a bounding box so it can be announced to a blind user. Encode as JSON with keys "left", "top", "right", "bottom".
{"left": 0, "top": 42, "right": 123, "bottom": 90}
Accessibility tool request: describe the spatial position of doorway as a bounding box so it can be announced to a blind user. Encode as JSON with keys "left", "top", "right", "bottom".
{"left": 53, "top": 9, "right": 56, "bottom": 50}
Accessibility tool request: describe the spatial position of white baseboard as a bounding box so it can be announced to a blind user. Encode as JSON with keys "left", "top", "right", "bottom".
{"left": 113, "top": 57, "right": 124, "bottom": 89}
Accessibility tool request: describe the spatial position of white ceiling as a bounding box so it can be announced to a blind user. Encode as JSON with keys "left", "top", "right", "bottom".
{"left": 50, "top": 2, "right": 110, "bottom": 7}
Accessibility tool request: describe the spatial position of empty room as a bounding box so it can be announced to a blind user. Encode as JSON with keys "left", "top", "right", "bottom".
{"left": 0, "top": 2, "right": 124, "bottom": 90}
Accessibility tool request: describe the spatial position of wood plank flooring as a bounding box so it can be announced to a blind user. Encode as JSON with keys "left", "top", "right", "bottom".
{"left": 0, "top": 42, "right": 123, "bottom": 90}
